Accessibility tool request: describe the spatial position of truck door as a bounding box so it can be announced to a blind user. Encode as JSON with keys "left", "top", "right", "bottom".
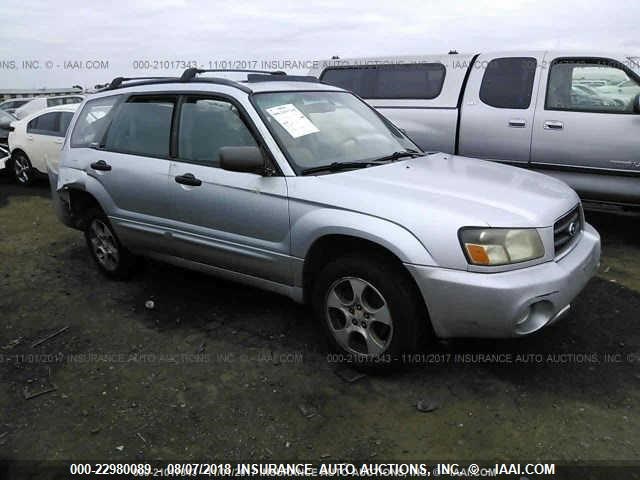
{"left": 459, "top": 53, "right": 545, "bottom": 164}
{"left": 531, "top": 53, "right": 640, "bottom": 203}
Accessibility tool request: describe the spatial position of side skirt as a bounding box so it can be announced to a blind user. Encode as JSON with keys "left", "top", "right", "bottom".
{"left": 143, "top": 251, "right": 305, "bottom": 303}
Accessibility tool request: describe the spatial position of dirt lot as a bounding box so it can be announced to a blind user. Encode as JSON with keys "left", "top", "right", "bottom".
{"left": 1, "top": 177, "right": 639, "bottom": 469}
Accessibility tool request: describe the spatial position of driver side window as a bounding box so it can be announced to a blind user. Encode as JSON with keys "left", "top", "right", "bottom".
{"left": 546, "top": 58, "right": 640, "bottom": 113}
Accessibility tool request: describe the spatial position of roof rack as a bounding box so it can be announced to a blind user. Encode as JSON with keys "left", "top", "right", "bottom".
{"left": 101, "top": 76, "right": 175, "bottom": 91}
{"left": 246, "top": 74, "right": 319, "bottom": 83}
{"left": 99, "top": 68, "right": 322, "bottom": 94}
{"left": 180, "top": 68, "right": 286, "bottom": 82}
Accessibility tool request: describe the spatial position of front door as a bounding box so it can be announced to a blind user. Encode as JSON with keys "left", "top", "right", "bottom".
{"left": 168, "top": 96, "right": 291, "bottom": 285}
{"left": 531, "top": 54, "right": 640, "bottom": 204}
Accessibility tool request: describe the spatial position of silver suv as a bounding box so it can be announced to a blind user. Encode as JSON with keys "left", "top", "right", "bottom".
{"left": 50, "top": 69, "right": 601, "bottom": 367}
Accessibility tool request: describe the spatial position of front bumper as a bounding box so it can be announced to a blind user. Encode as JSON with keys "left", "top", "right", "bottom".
{"left": 405, "top": 223, "right": 601, "bottom": 338}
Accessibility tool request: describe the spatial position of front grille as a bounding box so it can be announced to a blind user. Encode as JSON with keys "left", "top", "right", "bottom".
{"left": 554, "top": 205, "right": 582, "bottom": 256}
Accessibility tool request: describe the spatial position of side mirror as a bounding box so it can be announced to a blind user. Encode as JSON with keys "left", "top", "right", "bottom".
{"left": 0, "top": 119, "right": 11, "bottom": 130}
{"left": 219, "top": 146, "right": 266, "bottom": 174}
{"left": 634, "top": 94, "right": 640, "bottom": 114}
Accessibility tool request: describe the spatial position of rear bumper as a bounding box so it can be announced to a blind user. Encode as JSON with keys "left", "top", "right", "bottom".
{"left": 0, "top": 143, "right": 9, "bottom": 170}
{"left": 405, "top": 223, "right": 601, "bottom": 338}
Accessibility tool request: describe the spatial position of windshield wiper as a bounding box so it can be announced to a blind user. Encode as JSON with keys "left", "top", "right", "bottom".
{"left": 300, "top": 150, "right": 423, "bottom": 176}
{"left": 301, "top": 162, "right": 375, "bottom": 176}
{"left": 373, "top": 149, "right": 423, "bottom": 163}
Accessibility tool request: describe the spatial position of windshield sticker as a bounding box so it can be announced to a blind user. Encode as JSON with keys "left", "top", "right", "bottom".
{"left": 265, "top": 104, "right": 320, "bottom": 138}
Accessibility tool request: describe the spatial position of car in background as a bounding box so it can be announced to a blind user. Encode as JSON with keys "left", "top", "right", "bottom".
{"left": 0, "top": 109, "right": 16, "bottom": 166}
{"left": 595, "top": 79, "right": 640, "bottom": 107}
{"left": 0, "top": 98, "right": 35, "bottom": 116}
{"left": 14, "top": 95, "right": 84, "bottom": 120}
{"left": 7, "top": 104, "right": 79, "bottom": 184}
{"left": 311, "top": 51, "right": 640, "bottom": 210}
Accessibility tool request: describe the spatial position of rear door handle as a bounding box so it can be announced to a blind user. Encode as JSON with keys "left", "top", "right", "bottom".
{"left": 508, "top": 119, "right": 526, "bottom": 128}
{"left": 175, "top": 173, "right": 202, "bottom": 186}
{"left": 90, "top": 160, "right": 112, "bottom": 171}
{"left": 544, "top": 120, "right": 564, "bottom": 130}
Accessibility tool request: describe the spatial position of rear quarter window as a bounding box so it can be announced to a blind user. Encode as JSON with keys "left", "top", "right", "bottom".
{"left": 321, "top": 63, "right": 446, "bottom": 99}
{"left": 70, "top": 95, "right": 122, "bottom": 148}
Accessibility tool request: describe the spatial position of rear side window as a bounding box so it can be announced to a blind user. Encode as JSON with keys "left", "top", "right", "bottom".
{"left": 321, "top": 63, "right": 446, "bottom": 99}
{"left": 27, "top": 112, "right": 61, "bottom": 135}
{"left": 479, "top": 57, "right": 537, "bottom": 109}
{"left": 178, "top": 98, "right": 257, "bottom": 166}
{"left": 104, "top": 96, "right": 175, "bottom": 157}
{"left": 47, "top": 98, "right": 63, "bottom": 107}
{"left": 71, "top": 95, "right": 121, "bottom": 148}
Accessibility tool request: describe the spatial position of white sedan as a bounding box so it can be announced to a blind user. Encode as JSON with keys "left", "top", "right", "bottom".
{"left": 7, "top": 104, "right": 79, "bottom": 185}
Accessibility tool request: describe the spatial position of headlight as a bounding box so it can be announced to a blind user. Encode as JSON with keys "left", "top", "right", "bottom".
{"left": 459, "top": 228, "right": 544, "bottom": 266}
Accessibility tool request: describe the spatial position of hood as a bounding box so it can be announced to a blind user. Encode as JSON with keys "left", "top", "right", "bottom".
{"left": 289, "top": 153, "right": 579, "bottom": 229}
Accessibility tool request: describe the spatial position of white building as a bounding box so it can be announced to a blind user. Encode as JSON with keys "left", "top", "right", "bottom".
{"left": 0, "top": 87, "right": 84, "bottom": 101}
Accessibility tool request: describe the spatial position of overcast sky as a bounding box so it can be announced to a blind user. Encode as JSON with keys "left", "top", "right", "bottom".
{"left": 0, "top": 0, "right": 638, "bottom": 89}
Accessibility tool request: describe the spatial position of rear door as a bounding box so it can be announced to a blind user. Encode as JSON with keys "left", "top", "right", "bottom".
{"left": 531, "top": 54, "right": 640, "bottom": 203}
{"left": 459, "top": 53, "right": 545, "bottom": 164}
{"left": 168, "top": 95, "right": 291, "bottom": 284}
{"left": 70, "top": 94, "right": 175, "bottom": 251}
{"left": 25, "top": 111, "right": 61, "bottom": 172}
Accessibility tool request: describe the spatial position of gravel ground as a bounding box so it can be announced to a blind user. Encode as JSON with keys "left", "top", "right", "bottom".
{"left": 0, "top": 177, "right": 639, "bottom": 471}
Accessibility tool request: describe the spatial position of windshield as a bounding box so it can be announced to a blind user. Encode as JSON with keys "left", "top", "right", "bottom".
{"left": 0, "top": 109, "right": 15, "bottom": 122}
{"left": 253, "top": 91, "right": 419, "bottom": 174}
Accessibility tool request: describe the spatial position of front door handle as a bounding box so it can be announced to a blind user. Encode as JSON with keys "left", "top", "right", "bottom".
{"left": 90, "top": 160, "right": 112, "bottom": 171}
{"left": 26, "top": 135, "right": 34, "bottom": 141}
{"left": 175, "top": 173, "right": 202, "bottom": 187}
{"left": 54, "top": 138, "right": 64, "bottom": 144}
{"left": 509, "top": 119, "right": 526, "bottom": 128}
{"left": 544, "top": 120, "right": 564, "bottom": 130}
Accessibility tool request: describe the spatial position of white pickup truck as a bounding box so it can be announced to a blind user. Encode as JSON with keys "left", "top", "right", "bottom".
{"left": 310, "top": 51, "right": 640, "bottom": 210}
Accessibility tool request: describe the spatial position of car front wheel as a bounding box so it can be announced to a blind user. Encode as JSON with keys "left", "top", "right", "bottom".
{"left": 312, "top": 253, "right": 427, "bottom": 369}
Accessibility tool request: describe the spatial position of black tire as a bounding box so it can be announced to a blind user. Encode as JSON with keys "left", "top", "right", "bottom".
{"left": 84, "top": 208, "right": 137, "bottom": 280}
{"left": 311, "top": 252, "right": 428, "bottom": 371}
{"left": 12, "top": 151, "right": 34, "bottom": 185}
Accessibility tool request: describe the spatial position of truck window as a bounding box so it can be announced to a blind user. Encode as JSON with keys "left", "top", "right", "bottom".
{"left": 546, "top": 58, "right": 640, "bottom": 113}
{"left": 321, "top": 63, "right": 446, "bottom": 100}
{"left": 479, "top": 57, "right": 537, "bottom": 109}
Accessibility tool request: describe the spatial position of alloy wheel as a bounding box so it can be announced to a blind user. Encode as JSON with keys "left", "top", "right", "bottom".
{"left": 88, "top": 219, "right": 120, "bottom": 271}
{"left": 325, "top": 276, "right": 394, "bottom": 357}
{"left": 13, "top": 154, "right": 30, "bottom": 184}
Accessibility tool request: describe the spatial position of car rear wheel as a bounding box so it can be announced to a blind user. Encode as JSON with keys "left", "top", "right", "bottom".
{"left": 84, "top": 209, "right": 137, "bottom": 280}
{"left": 311, "top": 253, "right": 427, "bottom": 370}
{"left": 13, "top": 152, "right": 34, "bottom": 185}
